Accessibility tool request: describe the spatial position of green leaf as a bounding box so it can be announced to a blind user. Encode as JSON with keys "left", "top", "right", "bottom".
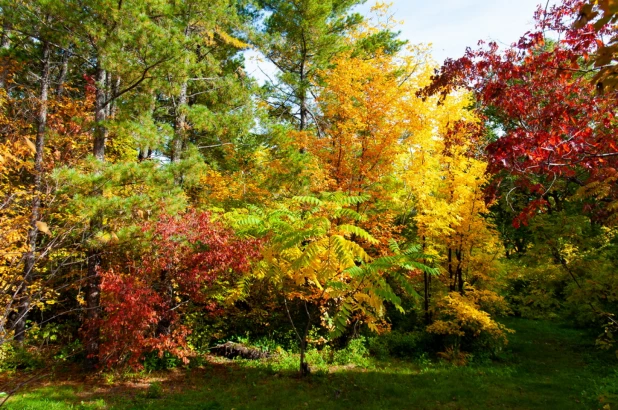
{"left": 338, "top": 224, "right": 378, "bottom": 244}
{"left": 334, "top": 207, "right": 365, "bottom": 221}
{"left": 235, "top": 215, "right": 263, "bottom": 226}
{"left": 293, "top": 195, "right": 324, "bottom": 206}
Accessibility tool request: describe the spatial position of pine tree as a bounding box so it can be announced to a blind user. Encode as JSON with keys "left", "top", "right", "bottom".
{"left": 254, "top": 0, "right": 364, "bottom": 133}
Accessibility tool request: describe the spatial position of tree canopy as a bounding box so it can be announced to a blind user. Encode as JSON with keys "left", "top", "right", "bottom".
{"left": 1, "top": 0, "right": 617, "bottom": 385}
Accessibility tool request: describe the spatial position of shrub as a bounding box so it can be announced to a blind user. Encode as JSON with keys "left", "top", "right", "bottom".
{"left": 331, "top": 337, "right": 369, "bottom": 366}
{"left": 427, "top": 290, "right": 513, "bottom": 357}
{"left": 0, "top": 344, "right": 45, "bottom": 371}
{"left": 368, "top": 331, "right": 428, "bottom": 359}
{"left": 92, "top": 210, "right": 262, "bottom": 370}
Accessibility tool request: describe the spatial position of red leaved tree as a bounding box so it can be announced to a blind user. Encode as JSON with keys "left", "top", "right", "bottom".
{"left": 95, "top": 210, "right": 261, "bottom": 369}
{"left": 421, "top": 0, "right": 618, "bottom": 225}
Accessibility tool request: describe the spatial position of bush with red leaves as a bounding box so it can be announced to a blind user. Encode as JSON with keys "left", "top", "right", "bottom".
{"left": 96, "top": 210, "right": 261, "bottom": 369}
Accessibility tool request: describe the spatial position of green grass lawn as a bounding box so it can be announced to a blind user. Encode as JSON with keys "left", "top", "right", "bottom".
{"left": 3, "top": 318, "right": 617, "bottom": 410}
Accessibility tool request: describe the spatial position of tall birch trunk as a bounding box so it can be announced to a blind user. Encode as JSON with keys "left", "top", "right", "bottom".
{"left": 85, "top": 66, "right": 107, "bottom": 369}
{"left": 14, "top": 41, "right": 51, "bottom": 342}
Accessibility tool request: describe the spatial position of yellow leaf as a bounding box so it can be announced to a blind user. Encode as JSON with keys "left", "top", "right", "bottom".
{"left": 215, "top": 28, "right": 250, "bottom": 49}
{"left": 24, "top": 137, "right": 36, "bottom": 154}
{"left": 35, "top": 221, "right": 51, "bottom": 236}
{"left": 97, "top": 233, "right": 111, "bottom": 244}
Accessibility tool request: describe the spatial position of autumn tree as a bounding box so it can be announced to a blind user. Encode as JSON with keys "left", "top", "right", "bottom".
{"left": 399, "top": 86, "right": 503, "bottom": 323}
{"left": 0, "top": 60, "right": 95, "bottom": 348}
{"left": 0, "top": 0, "right": 52, "bottom": 342}
{"left": 420, "top": 0, "right": 618, "bottom": 348}
{"left": 0, "top": 0, "right": 87, "bottom": 342}
{"left": 403, "top": 119, "right": 509, "bottom": 357}
{"left": 315, "top": 50, "right": 420, "bottom": 195}
{"left": 229, "top": 193, "right": 434, "bottom": 375}
{"left": 309, "top": 12, "right": 430, "bottom": 249}
{"left": 422, "top": 0, "right": 618, "bottom": 225}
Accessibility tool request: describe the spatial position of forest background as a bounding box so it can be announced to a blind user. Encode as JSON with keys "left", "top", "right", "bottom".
{"left": 0, "top": 0, "right": 617, "bottom": 402}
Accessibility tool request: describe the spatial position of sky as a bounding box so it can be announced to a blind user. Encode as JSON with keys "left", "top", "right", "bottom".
{"left": 245, "top": 0, "right": 558, "bottom": 83}
{"left": 353, "top": 0, "right": 556, "bottom": 64}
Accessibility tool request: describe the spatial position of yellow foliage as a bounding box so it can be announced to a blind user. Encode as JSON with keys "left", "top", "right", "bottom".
{"left": 0, "top": 84, "right": 93, "bottom": 339}
{"left": 398, "top": 88, "right": 504, "bottom": 289}
{"left": 314, "top": 46, "right": 430, "bottom": 197}
{"left": 0, "top": 88, "right": 33, "bottom": 336}
{"left": 230, "top": 195, "right": 399, "bottom": 337}
{"left": 575, "top": 172, "right": 618, "bottom": 225}
{"left": 214, "top": 27, "right": 250, "bottom": 49}
{"left": 312, "top": 28, "right": 435, "bottom": 253}
{"left": 427, "top": 290, "right": 513, "bottom": 343}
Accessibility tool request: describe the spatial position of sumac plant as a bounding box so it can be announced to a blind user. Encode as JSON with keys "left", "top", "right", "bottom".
{"left": 96, "top": 210, "right": 262, "bottom": 369}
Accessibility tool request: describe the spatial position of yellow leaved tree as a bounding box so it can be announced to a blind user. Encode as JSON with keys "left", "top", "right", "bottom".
{"left": 309, "top": 3, "right": 509, "bottom": 358}
{"left": 311, "top": 9, "right": 435, "bottom": 252}
{"left": 0, "top": 88, "right": 32, "bottom": 343}
{"left": 399, "top": 87, "right": 510, "bottom": 358}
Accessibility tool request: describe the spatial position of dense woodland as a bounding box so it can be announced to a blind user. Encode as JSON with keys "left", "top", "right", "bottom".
{"left": 1, "top": 0, "right": 618, "bottom": 406}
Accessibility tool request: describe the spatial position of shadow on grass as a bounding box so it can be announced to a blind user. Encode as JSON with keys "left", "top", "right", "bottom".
{"left": 0, "top": 362, "right": 599, "bottom": 409}
{"left": 3, "top": 319, "right": 616, "bottom": 410}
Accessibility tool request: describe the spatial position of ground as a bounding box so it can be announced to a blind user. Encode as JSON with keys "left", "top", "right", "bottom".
{"left": 2, "top": 318, "right": 617, "bottom": 409}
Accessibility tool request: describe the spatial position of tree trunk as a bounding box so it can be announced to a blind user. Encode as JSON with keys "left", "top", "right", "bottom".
{"left": 297, "top": 64, "right": 308, "bottom": 155}
{"left": 299, "top": 303, "right": 311, "bottom": 377}
{"left": 105, "top": 71, "right": 113, "bottom": 117}
{"left": 299, "top": 338, "right": 309, "bottom": 376}
{"left": 172, "top": 79, "right": 188, "bottom": 163}
{"left": 297, "top": 44, "right": 308, "bottom": 154}
{"left": 110, "top": 76, "right": 120, "bottom": 117}
{"left": 456, "top": 248, "right": 464, "bottom": 293}
{"left": 56, "top": 48, "right": 69, "bottom": 97}
{"left": 92, "top": 68, "right": 107, "bottom": 160}
{"left": 85, "top": 67, "right": 107, "bottom": 369}
{"left": 298, "top": 83, "right": 307, "bottom": 132}
{"left": 0, "top": 23, "right": 9, "bottom": 49}
{"left": 172, "top": 24, "right": 190, "bottom": 163}
{"left": 448, "top": 247, "right": 454, "bottom": 292}
{"left": 14, "top": 41, "right": 51, "bottom": 342}
{"left": 285, "top": 298, "right": 311, "bottom": 377}
{"left": 298, "top": 34, "right": 308, "bottom": 133}
{"left": 138, "top": 94, "right": 156, "bottom": 161}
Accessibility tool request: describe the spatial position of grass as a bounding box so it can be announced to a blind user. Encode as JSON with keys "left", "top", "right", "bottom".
{"left": 2, "top": 318, "right": 617, "bottom": 409}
